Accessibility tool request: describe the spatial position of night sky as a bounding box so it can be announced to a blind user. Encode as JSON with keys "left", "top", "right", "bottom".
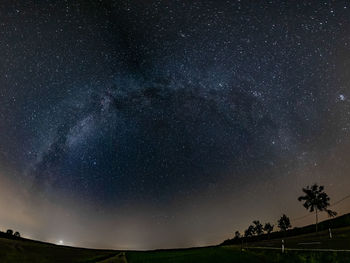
{"left": 0, "top": 0, "right": 350, "bottom": 249}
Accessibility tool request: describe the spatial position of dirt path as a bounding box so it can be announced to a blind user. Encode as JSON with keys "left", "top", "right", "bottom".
{"left": 97, "top": 252, "right": 127, "bottom": 263}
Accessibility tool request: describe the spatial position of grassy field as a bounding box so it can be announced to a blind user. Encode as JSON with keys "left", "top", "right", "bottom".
{"left": 126, "top": 247, "right": 260, "bottom": 263}
{"left": 246, "top": 226, "right": 350, "bottom": 250}
{"left": 1, "top": 226, "right": 350, "bottom": 262}
{"left": 126, "top": 246, "right": 350, "bottom": 263}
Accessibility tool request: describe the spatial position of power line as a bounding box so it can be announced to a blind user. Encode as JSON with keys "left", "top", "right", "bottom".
{"left": 292, "top": 193, "right": 350, "bottom": 222}
{"left": 292, "top": 212, "right": 313, "bottom": 221}
{"left": 329, "top": 193, "right": 350, "bottom": 208}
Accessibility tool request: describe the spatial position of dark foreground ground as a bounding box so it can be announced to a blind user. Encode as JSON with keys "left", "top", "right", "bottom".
{"left": 1, "top": 226, "right": 350, "bottom": 262}
{"left": 127, "top": 247, "right": 350, "bottom": 263}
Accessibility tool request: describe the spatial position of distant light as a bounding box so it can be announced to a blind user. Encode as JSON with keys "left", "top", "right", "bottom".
{"left": 58, "top": 240, "right": 64, "bottom": 245}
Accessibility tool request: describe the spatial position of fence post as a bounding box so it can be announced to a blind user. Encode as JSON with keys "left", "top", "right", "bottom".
{"left": 282, "top": 239, "right": 285, "bottom": 253}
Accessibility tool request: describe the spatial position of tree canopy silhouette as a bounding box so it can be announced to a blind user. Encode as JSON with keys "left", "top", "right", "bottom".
{"left": 244, "top": 225, "right": 255, "bottom": 237}
{"left": 298, "top": 184, "right": 337, "bottom": 232}
{"left": 253, "top": 220, "right": 263, "bottom": 235}
{"left": 263, "top": 222, "right": 274, "bottom": 239}
{"left": 278, "top": 214, "right": 291, "bottom": 232}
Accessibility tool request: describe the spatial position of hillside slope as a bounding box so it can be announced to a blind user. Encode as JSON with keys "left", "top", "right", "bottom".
{"left": 0, "top": 236, "right": 118, "bottom": 263}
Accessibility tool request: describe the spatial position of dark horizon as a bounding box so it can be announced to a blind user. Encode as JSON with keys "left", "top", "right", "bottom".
{"left": 1, "top": 0, "right": 350, "bottom": 250}
{"left": 2, "top": 208, "right": 350, "bottom": 251}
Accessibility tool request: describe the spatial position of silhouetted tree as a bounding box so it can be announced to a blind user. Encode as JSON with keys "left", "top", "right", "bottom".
{"left": 244, "top": 225, "right": 255, "bottom": 237}
{"left": 263, "top": 222, "right": 274, "bottom": 239}
{"left": 14, "top": 232, "right": 20, "bottom": 238}
{"left": 234, "top": 231, "right": 241, "bottom": 239}
{"left": 278, "top": 214, "right": 291, "bottom": 232}
{"left": 253, "top": 220, "right": 263, "bottom": 235}
{"left": 298, "top": 184, "right": 337, "bottom": 233}
{"left": 6, "top": 229, "right": 13, "bottom": 235}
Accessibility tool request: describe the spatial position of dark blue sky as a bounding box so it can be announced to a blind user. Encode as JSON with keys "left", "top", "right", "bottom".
{"left": 0, "top": 0, "right": 349, "bottom": 249}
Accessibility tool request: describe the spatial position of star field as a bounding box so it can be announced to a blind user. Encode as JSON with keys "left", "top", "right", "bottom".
{"left": 0, "top": 0, "right": 350, "bottom": 249}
